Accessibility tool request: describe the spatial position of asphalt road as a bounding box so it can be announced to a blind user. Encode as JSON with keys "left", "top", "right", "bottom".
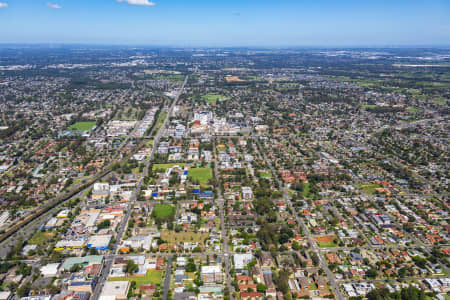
{"left": 162, "top": 255, "right": 173, "bottom": 300}
{"left": 213, "top": 138, "right": 234, "bottom": 300}
{"left": 92, "top": 76, "right": 188, "bottom": 300}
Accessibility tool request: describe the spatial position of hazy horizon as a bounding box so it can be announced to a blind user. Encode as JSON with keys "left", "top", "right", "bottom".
{"left": 0, "top": 0, "right": 449, "bottom": 46}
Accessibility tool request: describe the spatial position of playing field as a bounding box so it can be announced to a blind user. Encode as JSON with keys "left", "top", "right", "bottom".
{"left": 188, "top": 167, "right": 212, "bottom": 183}
{"left": 315, "top": 235, "right": 337, "bottom": 248}
{"left": 161, "top": 229, "right": 209, "bottom": 244}
{"left": 153, "top": 204, "right": 175, "bottom": 218}
{"left": 108, "top": 270, "right": 163, "bottom": 287}
{"left": 202, "top": 93, "right": 228, "bottom": 104}
{"left": 69, "top": 121, "right": 96, "bottom": 131}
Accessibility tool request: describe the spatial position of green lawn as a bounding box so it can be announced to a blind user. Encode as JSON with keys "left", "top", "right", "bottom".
{"left": 317, "top": 241, "right": 338, "bottom": 248}
{"left": 406, "top": 106, "right": 421, "bottom": 112}
{"left": 29, "top": 231, "right": 55, "bottom": 246}
{"left": 188, "top": 167, "right": 212, "bottom": 183}
{"left": 108, "top": 270, "right": 164, "bottom": 288}
{"left": 258, "top": 171, "right": 272, "bottom": 178}
{"left": 69, "top": 121, "right": 96, "bottom": 131}
{"left": 153, "top": 204, "right": 175, "bottom": 218}
{"left": 151, "top": 112, "right": 167, "bottom": 135}
{"left": 152, "top": 163, "right": 185, "bottom": 171}
{"left": 362, "top": 104, "right": 377, "bottom": 110}
{"left": 202, "top": 93, "right": 228, "bottom": 104}
{"left": 356, "top": 182, "right": 382, "bottom": 195}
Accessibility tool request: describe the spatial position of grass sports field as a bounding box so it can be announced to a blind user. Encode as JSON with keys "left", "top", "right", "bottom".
{"left": 202, "top": 93, "right": 228, "bottom": 104}
{"left": 108, "top": 270, "right": 163, "bottom": 287}
{"left": 188, "top": 167, "right": 212, "bottom": 183}
{"left": 153, "top": 204, "right": 175, "bottom": 218}
{"left": 315, "top": 235, "right": 338, "bottom": 248}
{"left": 69, "top": 121, "right": 96, "bottom": 131}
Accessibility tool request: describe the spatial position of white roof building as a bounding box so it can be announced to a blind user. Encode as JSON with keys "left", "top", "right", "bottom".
{"left": 233, "top": 253, "right": 253, "bottom": 270}
{"left": 40, "top": 263, "right": 60, "bottom": 277}
{"left": 101, "top": 281, "right": 130, "bottom": 300}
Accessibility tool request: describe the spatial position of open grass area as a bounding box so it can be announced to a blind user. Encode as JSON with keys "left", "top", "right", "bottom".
{"left": 69, "top": 121, "right": 96, "bottom": 131}
{"left": 152, "top": 163, "right": 185, "bottom": 171}
{"left": 362, "top": 104, "right": 377, "bottom": 110}
{"left": 108, "top": 270, "right": 163, "bottom": 288}
{"left": 201, "top": 93, "right": 228, "bottom": 104}
{"left": 153, "top": 204, "right": 175, "bottom": 218}
{"left": 315, "top": 235, "right": 337, "bottom": 248}
{"left": 161, "top": 229, "right": 209, "bottom": 244}
{"left": 152, "top": 112, "right": 167, "bottom": 135}
{"left": 29, "top": 231, "right": 55, "bottom": 246}
{"left": 258, "top": 171, "right": 272, "bottom": 178}
{"left": 406, "top": 106, "right": 421, "bottom": 112}
{"left": 317, "top": 241, "right": 338, "bottom": 248}
{"left": 356, "top": 182, "right": 382, "bottom": 195}
{"left": 188, "top": 167, "right": 212, "bottom": 183}
{"left": 155, "top": 74, "right": 185, "bottom": 81}
{"left": 216, "top": 145, "right": 226, "bottom": 152}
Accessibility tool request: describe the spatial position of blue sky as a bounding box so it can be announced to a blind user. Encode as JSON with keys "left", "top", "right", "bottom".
{"left": 0, "top": 0, "right": 449, "bottom": 46}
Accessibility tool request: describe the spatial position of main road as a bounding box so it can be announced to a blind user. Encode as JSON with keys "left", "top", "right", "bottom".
{"left": 213, "top": 138, "right": 234, "bottom": 300}
{"left": 92, "top": 76, "right": 188, "bottom": 300}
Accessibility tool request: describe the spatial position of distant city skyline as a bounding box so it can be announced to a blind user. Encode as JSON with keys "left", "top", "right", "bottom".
{"left": 0, "top": 0, "right": 449, "bottom": 46}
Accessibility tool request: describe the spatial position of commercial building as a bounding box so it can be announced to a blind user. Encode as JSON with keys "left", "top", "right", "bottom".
{"left": 100, "top": 281, "right": 130, "bottom": 300}
{"left": 201, "top": 265, "right": 222, "bottom": 283}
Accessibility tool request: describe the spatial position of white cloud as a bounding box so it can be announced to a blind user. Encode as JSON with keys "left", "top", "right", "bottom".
{"left": 0, "top": 2, "right": 8, "bottom": 8}
{"left": 47, "top": 3, "right": 62, "bottom": 9}
{"left": 117, "top": 0, "right": 156, "bottom": 6}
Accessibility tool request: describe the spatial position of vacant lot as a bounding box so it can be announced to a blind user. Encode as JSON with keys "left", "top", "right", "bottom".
{"left": 161, "top": 229, "right": 209, "bottom": 244}
{"left": 153, "top": 204, "right": 175, "bottom": 218}
{"left": 108, "top": 270, "right": 163, "bottom": 288}
{"left": 29, "top": 231, "right": 55, "bottom": 246}
{"left": 356, "top": 182, "right": 382, "bottom": 195}
{"left": 69, "top": 121, "right": 96, "bottom": 131}
{"left": 188, "top": 167, "right": 212, "bottom": 183}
